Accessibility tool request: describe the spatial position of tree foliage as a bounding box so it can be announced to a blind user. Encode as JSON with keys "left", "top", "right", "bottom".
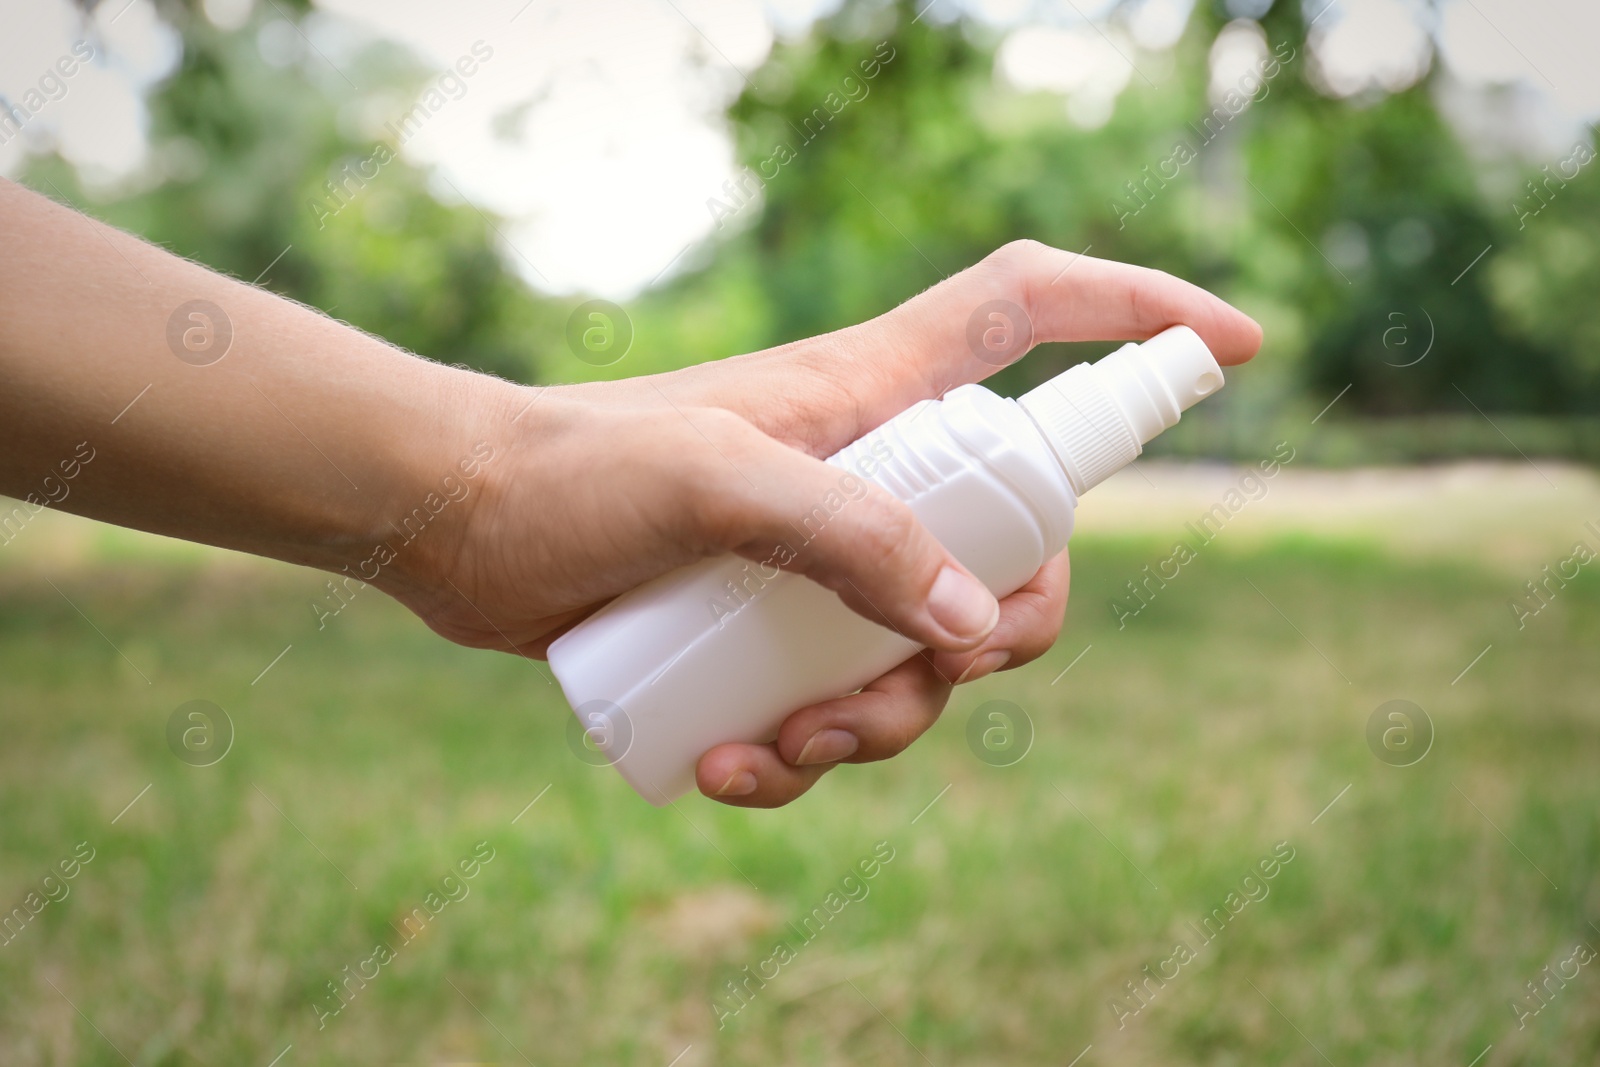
{"left": 30, "top": 0, "right": 1600, "bottom": 432}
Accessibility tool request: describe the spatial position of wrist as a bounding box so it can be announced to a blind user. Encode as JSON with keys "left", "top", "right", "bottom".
{"left": 332, "top": 364, "right": 529, "bottom": 604}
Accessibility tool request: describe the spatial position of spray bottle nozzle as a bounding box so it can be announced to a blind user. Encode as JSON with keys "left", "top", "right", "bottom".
{"left": 1018, "top": 325, "right": 1225, "bottom": 494}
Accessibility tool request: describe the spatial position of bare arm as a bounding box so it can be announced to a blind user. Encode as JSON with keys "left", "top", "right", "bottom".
{"left": 0, "top": 177, "right": 508, "bottom": 580}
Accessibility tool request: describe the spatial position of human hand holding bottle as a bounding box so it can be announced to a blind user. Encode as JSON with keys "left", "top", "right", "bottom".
{"left": 0, "top": 180, "right": 1261, "bottom": 808}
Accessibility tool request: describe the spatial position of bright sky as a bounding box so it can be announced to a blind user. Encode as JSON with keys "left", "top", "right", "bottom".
{"left": 1, "top": 0, "right": 1595, "bottom": 297}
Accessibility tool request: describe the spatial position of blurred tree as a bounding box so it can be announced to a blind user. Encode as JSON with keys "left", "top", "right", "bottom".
{"left": 24, "top": 0, "right": 1598, "bottom": 437}
{"left": 642, "top": 0, "right": 1593, "bottom": 423}
{"left": 1485, "top": 140, "right": 1600, "bottom": 407}
{"left": 1242, "top": 1, "right": 1573, "bottom": 416}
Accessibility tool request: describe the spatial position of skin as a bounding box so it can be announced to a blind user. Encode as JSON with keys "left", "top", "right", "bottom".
{"left": 0, "top": 178, "right": 1261, "bottom": 807}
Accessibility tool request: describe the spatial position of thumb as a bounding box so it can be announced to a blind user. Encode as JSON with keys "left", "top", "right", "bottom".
{"left": 685, "top": 407, "right": 999, "bottom": 654}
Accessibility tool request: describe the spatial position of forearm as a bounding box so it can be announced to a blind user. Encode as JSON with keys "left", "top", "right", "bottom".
{"left": 0, "top": 178, "right": 515, "bottom": 584}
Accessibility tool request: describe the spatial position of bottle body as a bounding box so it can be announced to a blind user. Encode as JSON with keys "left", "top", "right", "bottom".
{"left": 548, "top": 383, "right": 1078, "bottom": 803}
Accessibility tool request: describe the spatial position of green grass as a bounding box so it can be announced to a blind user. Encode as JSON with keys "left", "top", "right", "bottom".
{"left": 2, "top": 525, "right": 1598, "bottom": 1065}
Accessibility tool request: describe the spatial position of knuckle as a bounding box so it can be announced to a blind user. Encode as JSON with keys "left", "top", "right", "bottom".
{"left": 1014, "top": 610, "right": 1065, "bottom": 663}
{"left": 976, "top": 240, "right": 1047, "bottom": 327}
{"left": 984, "top": 239, "right": 1045, "bottom": 273}
{"left": 694, "top": 406, "right": 759, "bottom": 453}
{"left": 688, "top": 488, "right": 757, "bottom": 555}
{"left": 775, "top": 334, "right": 871, "bottom": 451}
{"left": 865, "top": 716, "right": 917, "bottom": 761}
{"left": 851, "top": 493, "right": 925, "bottom": 575}
{"left": 1126, "top": 267, "right": 1174, "bottom": 328}
{"left": 672, "top": 412, "right": 762, "bottom": 548}
{"left": 876, "top": 696, "right": 940, "bottom": 759}
{"left": 886, "top": 716, "right": 922, "bottom": 757}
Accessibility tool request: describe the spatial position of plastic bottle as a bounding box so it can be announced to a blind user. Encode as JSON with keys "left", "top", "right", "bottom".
{"left": 549, "top": 325, "right": 1226, "bottom": 803}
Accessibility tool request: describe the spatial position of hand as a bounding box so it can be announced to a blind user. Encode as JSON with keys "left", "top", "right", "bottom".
{"left": 0, "top": 184, "right": 1257, "bottom": 809}
{"left": 390, "top": 241, "right": 1262, "bottom": 807}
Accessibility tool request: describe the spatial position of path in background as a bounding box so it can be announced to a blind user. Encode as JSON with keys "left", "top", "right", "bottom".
{"left": 6, "top": 462, "right": 1594, "bottom": 579}
{"left": 1080, "top": 461, "right": 1598, "bottom": 578}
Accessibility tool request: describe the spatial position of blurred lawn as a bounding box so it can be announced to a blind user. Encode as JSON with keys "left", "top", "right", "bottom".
{"left": 1, "top": 465, "right": 1598, "bottom": 1066}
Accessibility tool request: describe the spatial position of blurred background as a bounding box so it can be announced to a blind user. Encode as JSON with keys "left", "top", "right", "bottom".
{"left": 2, "top": 0, "right": 1597, "bottom": 1063}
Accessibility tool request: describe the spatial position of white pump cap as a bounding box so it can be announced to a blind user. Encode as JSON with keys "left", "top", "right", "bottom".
{"left": 1018, "top": 325, "right": 1224, "bottom": 494}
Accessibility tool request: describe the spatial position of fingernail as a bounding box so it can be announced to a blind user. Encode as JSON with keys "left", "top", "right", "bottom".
{"left": 927, "top": 566, "right": 999, "bottom": 641}
{"left": 955, "top": 649, "right": 1011, "bottom": 685}
{"left": 795, "top": 729, "right": 858, "bottom": 766}
{"left": 715, "top": 771, "right": 757, "bottom": 797}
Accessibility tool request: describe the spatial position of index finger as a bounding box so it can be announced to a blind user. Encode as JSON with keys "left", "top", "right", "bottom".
{"left": 871, "top": 241, "right": 1262, "bottom": 395}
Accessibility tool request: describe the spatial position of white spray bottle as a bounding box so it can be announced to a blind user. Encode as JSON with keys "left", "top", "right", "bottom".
{"left": 549, "top": 325, "right": 1226, "bottom": 803}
